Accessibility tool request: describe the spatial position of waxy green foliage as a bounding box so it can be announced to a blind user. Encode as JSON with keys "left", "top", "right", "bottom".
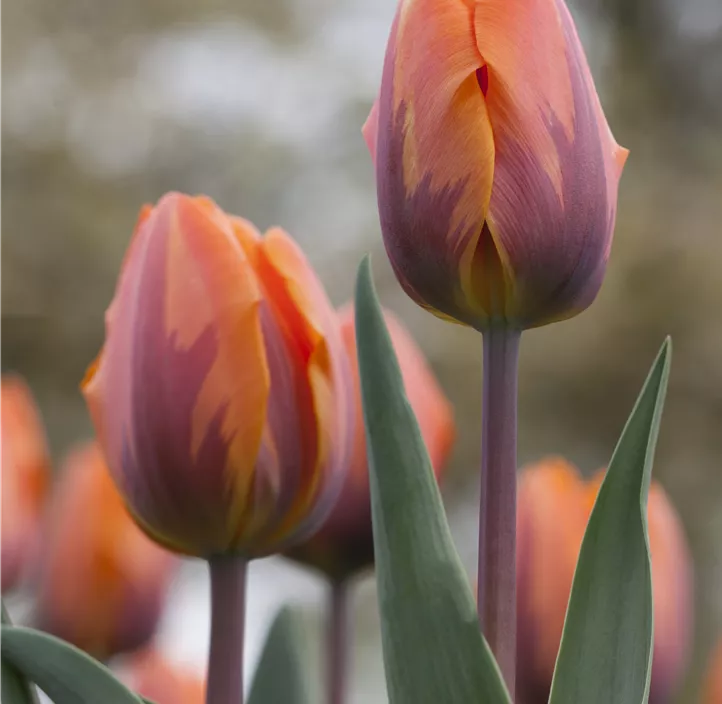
{"left": 549, "top": 340, "right": 671, "bottom": 704}
{"left": 1, "top": 624, "right": 143, "bottom": 704}
{"left": 248, "top": 607, "right": 310, "bottom": 704}
{"left": 354, "top": 257, "right": 510, "bottom": 704}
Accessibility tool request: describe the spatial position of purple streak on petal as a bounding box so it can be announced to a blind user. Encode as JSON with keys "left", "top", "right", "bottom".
{"left": 114, "top": 212, "right": 241, "bottom": 555}
{"left": 486, "top": 9, "right": 616, "bottom": 327}
{"left": 374, "top": 16, "right": 485, "bottom": 328}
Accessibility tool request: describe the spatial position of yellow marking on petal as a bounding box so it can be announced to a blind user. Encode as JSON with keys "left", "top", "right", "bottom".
{"left": 164, "top": 209, "right": 216, "bottom": 350}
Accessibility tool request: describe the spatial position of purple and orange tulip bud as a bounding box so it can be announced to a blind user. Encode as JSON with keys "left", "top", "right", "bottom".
{"left": 1, "top": 375, "right": 51, "bottom": 592}
{"left": 363, "top": 0, "right": 628, "bottom": 330}
{"left": 82, "top": 193, "right": 353, "bottom": 558}
{"left": 516, "top": 459, "right": 693, "bottom": 704}
{"left": 702, "top": 637, "right": 722, "bottom": 704}
{"left": 36, "top": 442, "right": 175, "bottom": 658}
{"left": 285, "top": 304, "right": 455, "bottom": 580}
{"left": 123, "top": 650, "right": 204, "bottom": 704}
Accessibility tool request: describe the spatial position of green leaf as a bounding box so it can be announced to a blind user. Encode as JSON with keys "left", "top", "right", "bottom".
{"left": 2, "top": 603, "right": 39, "bottom": 704}
{"left": 549, "top": 339, "right": 672, "bottom": 704}
{"left": 247, "top": 606, "right": 309, "bottom": 704}
{"left": 1, "top": 625, "right": 143, "bottom": 704}
{"left": 354, "top": 257, "right": 510, "bottom": 704}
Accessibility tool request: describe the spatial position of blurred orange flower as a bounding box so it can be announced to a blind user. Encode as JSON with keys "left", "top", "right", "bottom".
{"left": 286, "top": 304, "right": 455, "bottom": 579}
{"left": 123, "top": 649, "right": 204, "bottom": 704}
{"left": 516, "top": 458, "right": 693, "bottom": 704}
{"left": 1, "top": 375, "right": 51, "bottom": 592}
{"left": 701, "top": 637, "right": 722, "bottom": 704}
{"left": 82, "top": 193, "right": 354, "bottom": 558}
{"left": 36, "top": 441, "right": 175, "bottom": 658}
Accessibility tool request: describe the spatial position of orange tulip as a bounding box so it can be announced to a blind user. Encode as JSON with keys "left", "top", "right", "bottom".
{"left": 701, "top": 637, "right": 722, "bottom": 704}
{"left": 363, "top": 0, "right": 627, "bottom": 330}
{"left": 36, "top": 441, "right": 175, "bottom": 658}
{"left": 516, "top": 459, "right": 693, "bottom": 704}
{"left": 82, "top": 193, "right": 353, "bottom": 558}
{"left": 123, "top": 650, "right": 204, "bottom": 704}
{"left": 1, "top": 375, "right": 51, "bottom": 592}
{"left": 285, "top": 304, "right": 455, "bottom": 579}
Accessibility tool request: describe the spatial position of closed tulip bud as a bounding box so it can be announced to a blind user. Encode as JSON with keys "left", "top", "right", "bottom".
{"left": 516, "top": 459, "right": 693, "bottom": 704}
{"left": 702, "top": 637, "right": 722, "bottom": 704}
{"left": 82, "top": 193, "right": 353, "bottom": 558}
{"left": 1, "top": 375, "right": 51, "bottom": 592}
{"left": 36, "top": 442, "right": 175, "bottom": 658}
{"left": 122, "top": 650, "right": 204, "bottom": 704}
{"left": 285, "top": 304, "right": 455, "bottom": 580}
{"left": 364, "top": 0, "right": 628, "bottom": 330}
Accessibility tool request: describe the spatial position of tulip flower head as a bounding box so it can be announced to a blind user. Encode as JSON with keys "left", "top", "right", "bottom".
{"left": 516, "top": 459, "right": 693, "bottom": 704}
{"left": 123, "top": 650, "right": 204, "bottom": 704}
{"left": 82, "top": 193, "right": 353, "bottom": 559}
{"left": 1, "top": 375, "right": 51, "bottom": 592}
{"left": 364, "top": 0, "right": 628, "bottom": 330}
{"left": 285, "top": 304, "right": 455, "bottom": 580}
{"left": 36, "top": 442, "right": 175, "bottom": 658}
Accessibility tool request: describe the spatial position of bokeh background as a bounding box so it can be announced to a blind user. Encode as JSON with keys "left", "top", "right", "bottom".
{"left": 3, "top": 0, "right": 721, "bottom": 701}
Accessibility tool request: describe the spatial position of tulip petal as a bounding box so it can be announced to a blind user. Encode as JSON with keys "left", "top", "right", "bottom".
{"left": 473, "top": 0, "right": 626, "bottom": 325}
{"left": 250, "top": 228, "right": 350, "bottom": 551}
{"left": 85, "top": 194, "right": 270, "bottom": 554}
{"left": 375, "top": 0, "right": 497, "bottom": 326}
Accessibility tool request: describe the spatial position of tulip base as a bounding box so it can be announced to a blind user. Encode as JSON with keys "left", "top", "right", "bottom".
{"left": 477, "top": 327, "right": 521, "bottom": 698}
{"left": 207, "top": 557, "right": 248, "bottom": 704}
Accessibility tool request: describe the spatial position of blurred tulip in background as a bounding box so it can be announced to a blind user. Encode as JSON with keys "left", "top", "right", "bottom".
{"left": 701, "top": 637, "right": 722, "bottom": 704}
{"left": 35, "top": 441, "right": 175, "bottom": 659}
{"left": 363, "top": 0, "right": 627, "bottom": 330}
{"left": 1, "top": 375, "right": 51, "bottom": 592}
{"left": 516, "top": 458, "right": 693, "bottom": 704}
{"left": 122, "top": 649, "right": 204, "bottom": 704}
{"left": 286, "top": 303, "right": 455, "bottom": 579}
{"left": 82, "top": 193, "right": 354, "bottom": 559}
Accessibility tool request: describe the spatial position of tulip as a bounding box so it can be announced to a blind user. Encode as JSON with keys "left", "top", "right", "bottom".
{"left": 286, "top": 304, "right": 455, "bottom": 580}
{"left": 35, "top": 441, "right": 175, "bottom": 659}
{"left": 363, "top": 0, "right": 628, "bottom": 330}
{"left": 123, "top": 650, "right": 204, "bottom": 704}
{"left": 1, "top": 375, "right": 51, "bottom": 592}
{"left": 365, "top": 3, "right": 627, "bottom": 687}
{"left": 701, "top": 637, "right": 722, "bottom": 704}
{"left": 82, "top": 192, "right": 352, "bottom": 559}
{"left": 286, "top": 304, "right": 455, "bottom": 704}
{"left": 82, "top": 192, "right": 353, "bottom": 702}
{"left": 516, "top": 458, "right": 693, "bottom": 704}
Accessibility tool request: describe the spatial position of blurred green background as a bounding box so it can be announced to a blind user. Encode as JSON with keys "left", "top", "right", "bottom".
{"left": 2, "top": 0, "right": 721, "bottom": 701}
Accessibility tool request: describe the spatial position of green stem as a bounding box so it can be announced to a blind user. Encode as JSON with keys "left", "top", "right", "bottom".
{"left": 477, "top": 327, "right": 521, "bottom": 698}
{"left": 327, "top": 579, "right": 351, "bottom": 704}
{"left": 207, "top": 557, "right": 248, "bottom": 704}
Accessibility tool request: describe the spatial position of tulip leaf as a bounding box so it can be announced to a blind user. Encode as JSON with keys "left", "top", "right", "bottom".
{"left": 1, "top": 625, "right": 143, "bottom": 704}
{"left": 248, "top": 606, "right": 310, "bottom": 704}
{"left": 1, "top": 604, "right": 40, "bottom": 704}
{"left": 549, "top": 339, "right": 671, "bottom": 704}
{"left": 354, "top": 257, "right": 510, "bottom": 704}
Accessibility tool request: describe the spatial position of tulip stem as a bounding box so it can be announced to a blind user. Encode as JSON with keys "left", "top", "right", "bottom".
{"left": 327, "top": 579, "right": 352, "bottom": 704}
{"left": 207, "top": 557, "right": 248, "bottom": 704}
{"left": 477, "top": 327, "right": 521, "bottom": 698}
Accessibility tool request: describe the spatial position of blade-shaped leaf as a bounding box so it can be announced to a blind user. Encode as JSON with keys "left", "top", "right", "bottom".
{"left": 549, "top": 339, "right": 671, "bottom": 704}
{"left": 1, "top": 626, "right": 143, "bottom": 704}
{"left": 354, "top": 257, "right": 510, "bottom": 704}
{"left": 2, "top": 603, "right": 39, "bottom": 704}
{"left": 247, "top": 606, "right": 309, "bottom": 704}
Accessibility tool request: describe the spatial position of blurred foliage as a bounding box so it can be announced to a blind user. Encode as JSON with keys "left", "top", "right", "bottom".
{"left": 2, "top": 0, "right": 721, "bottom": 701}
